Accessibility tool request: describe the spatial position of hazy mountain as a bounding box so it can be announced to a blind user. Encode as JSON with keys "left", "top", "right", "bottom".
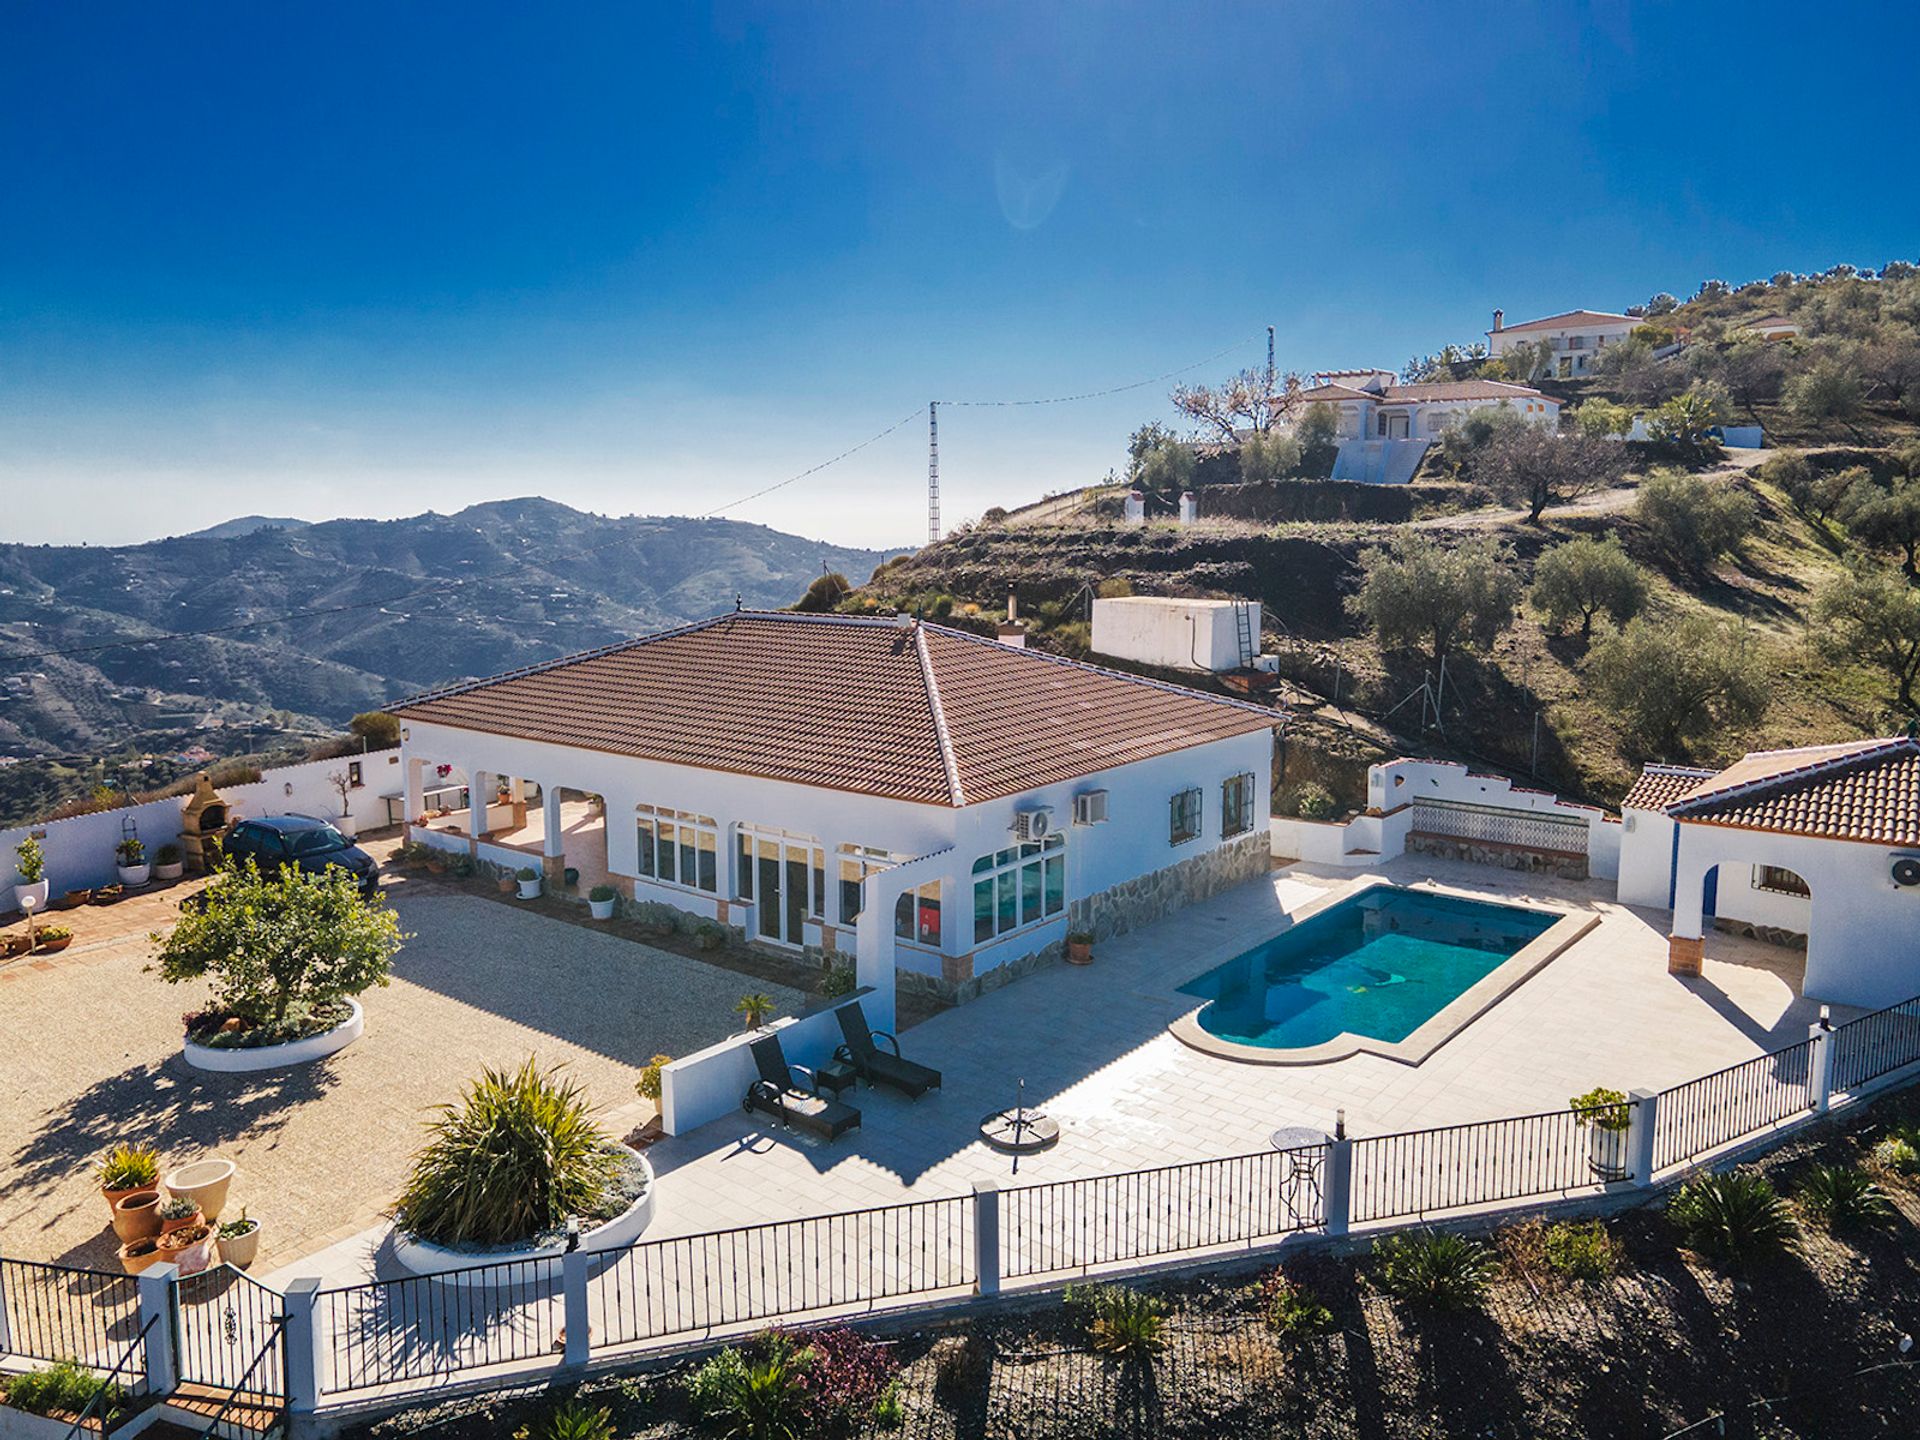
{"left": 0, "top": 499, "right": 892, "bottom": 758}
{"left": 179, "top": 515, "right": 314, "bottom": 541}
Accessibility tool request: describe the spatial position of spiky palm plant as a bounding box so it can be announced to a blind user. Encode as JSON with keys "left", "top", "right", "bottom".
{"left": 1668, "top": 1170, "right": 1798, "bottom": 1266}
{"left": 514, "top": 1399, "right": 615, "bottom": 1440}
{"left": 1373, "top": 1230, "right": 1496, "bottom": 1310}
{"left": 1796, "top": 1164, "right": 1896, "bottom": 1233}
{"left": 392, "top": 1058, "right": 624, "bottom": 1247}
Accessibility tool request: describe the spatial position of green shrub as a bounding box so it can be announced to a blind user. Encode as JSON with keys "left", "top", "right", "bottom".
{"left": 1283, "top": 781, "right": 1339, "bottom": 821}
{"left": 1633, "top": 468, "right": 1756, "bottom": 563}
{"left": 1066, "top": 1283, "right": 1168, "bottom": 1361}
{"left": 635, "top": 1054, "right": 671, "bottom": 1105}
{"left": 2, "top": 1358, "right": 122, "bottom": 1421}
{"left": 95, "top": 1142, "right": 160, "bottom": 1191}
{"left": 513, "top": 1398, "right": 615, "bottom": 1440}
{"left": 1261, "top": 1274, "right": 1334, "bottom": 1340}
{"left": 1798, "top": 1164, "right": 1896, "bottom": 1232}
{"left": 689, "top": 1334, "right": 812, "bottom": 1440}
{"left": 156, "top": 843, "right": 182, "bottom": 865}
{"left": 819, "top": 962, "right": 857, "bottom": 998}
{"left": 1540, "top": 1220, "right": 1619, "bottom": 1284}
{"left": 693, "top": 921, "right": 725, "bottom": 951}
{"left": 1871, "top": 1134, "right": 1920, "bottom": 1175}
{"left": 1668, "top": 1171, "right": 1798, "bottom": 1266}
{"left": 1373, "top": 1230, "right": 1495, "bottom": 1310}
{"left": 391, "top": 1058, "right": 626, "bottom": 1247}
{"left": 516, "top": 867, "right": 539, "bottom": 882}
{"left": 14, "top": 835, "right": 45, "bottom": 883}
{"left": 1569, "top": 1086, "right": 1632, "bottom": 1132}
{"left": 589, "top": 884, "right": 617, "bottom": 903}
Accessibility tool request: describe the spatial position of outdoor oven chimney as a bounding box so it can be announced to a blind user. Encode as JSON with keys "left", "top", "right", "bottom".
{"left": 1006, "top": 584, "right": 1018, "bottom": 624}
{"left": 997, "top": 583, "right": 1027, "bottom": 648}
{"left": 1492, "top": 308, "right": 1504, "bottom": 333}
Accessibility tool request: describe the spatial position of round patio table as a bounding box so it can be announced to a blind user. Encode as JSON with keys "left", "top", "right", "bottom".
{"left": 1268, "top": 1124, "right": 1332, "bottom": 1214}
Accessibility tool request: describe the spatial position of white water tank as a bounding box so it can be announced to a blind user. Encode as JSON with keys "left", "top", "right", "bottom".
{"left": 1091, "top": 596, "right": 1260, "bottom": 672}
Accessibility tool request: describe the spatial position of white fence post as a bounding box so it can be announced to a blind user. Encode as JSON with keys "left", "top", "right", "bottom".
{"left": 136, "top": 1263, "right": 179, "bottom": 1395}
{"left": 563, "top": 1236, "right": 591, "bottom": 1367}
{"left": 281, "top": 1278, "right": 323, "bottom": 1413}
{"left": 1322, "top": 1121, "right": 1354, "bottom": 1238}
{"left": 1810, "top": 1018, "right": 1836, "bottom": 1114}
{"left": 972, "top": 1181, "right": 1001, "bottom": 1297}
{"left": 1627, "top": 1088, "right": 1659, "bottom": 1185}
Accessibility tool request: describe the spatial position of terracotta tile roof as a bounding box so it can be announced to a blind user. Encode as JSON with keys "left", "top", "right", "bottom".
{"left": 1621, "top": 764, "right": 1717, "bottom": 812}
{"left": 394, "top": 612, "right": 1282, "bottom": 808}
{"left": 1488, "top": 309, "right": 1635, "bottom": 335}
{"left": 1666, "top": 737, "right": 1920, "bottom": 846}
{"left": 1378, "top": 380, "right": 1556, "bottom": 405}
{"left": 1294, "top": 383, "right": 1378, "bottom": 402}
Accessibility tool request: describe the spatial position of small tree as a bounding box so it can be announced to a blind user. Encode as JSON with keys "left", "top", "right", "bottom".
{"left": 1437, "top": 406, "right": 1526, "bottom": 474}
{"left": 1346, "top": 532, "right": 1520, "bottom": 673}
{"left": 1474, "top": 426, "right": 1625, "bottom": 523}
{"left": 149, "top": 859, "right": 405, "bottom": 1023}
{"left": 1294, "top": 402, "right": 1340, "bottom": 477}
{"left": 1812, "top": 561, "right": 1920, "bottom": 712}
{"left": 1634, "top": 469, "right": 1757, "bottom": 565}
{"left": 1587, "top": 614, "right": 1770, "bottom": 754}
{"left": 1648, "top": 382, "right": 1729, "bottom": 455}
{"left": 1840, "top": 474, "right": 1920, "bottom": 577}
{"left": 1569, "top": 399, "right": 1634, "bottom": 439}
{"left": 793, "top": 572, "right": 851, "bottom": 613}
{"left": 1125, "top": 422, "right": 1196, "bottom": 497}
{"left": 1236, "top": 428, "right": 1303, "bottom": 482}
{"left": 349, "top": 711, "right": 401, "bottom": 749}
{"left": 326, "top": 769, "right": 353, "bottom": 819}
{"left": 1531, "top": 536, "right": 1650, "bottom": 640}
{"left": 1785, "top": 359, "right": 1865, "bottom": 429}
{"left": 1169, "top": 367, "right": 1288, "bottom": 442}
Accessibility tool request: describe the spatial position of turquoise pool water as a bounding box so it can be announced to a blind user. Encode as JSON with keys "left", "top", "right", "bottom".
{"left": 1178, "top": 885, "right": 1558, "bottom": 1051}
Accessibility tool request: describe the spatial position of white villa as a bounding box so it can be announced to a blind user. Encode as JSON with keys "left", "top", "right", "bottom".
{"left": 393, "top": 610, "right": 1280, "bottom": 1025}
{"left": 1486, "top": 307, "right": 1638, "bottom": 378}
{"left": 1289, "top": 370, "right": 1561, "bottom": 443}
{"left": 1617, "top": 737, "right": 1920, "bottom": 1009}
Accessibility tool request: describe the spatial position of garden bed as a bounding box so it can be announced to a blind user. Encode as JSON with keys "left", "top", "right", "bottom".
{"left": 181, "top": 997, "right": 363, "bottom": 1072}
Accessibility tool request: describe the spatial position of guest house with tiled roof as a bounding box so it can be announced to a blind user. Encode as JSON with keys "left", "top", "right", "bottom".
{"left": 1486, "top": 307, "right": 1639, "bottom": 377}
{"left": 394, "top": 610, "right": 1281, "bottom": 1024}
{"left": 1616, "top": 736, "right": 1920, "bottom": 1008}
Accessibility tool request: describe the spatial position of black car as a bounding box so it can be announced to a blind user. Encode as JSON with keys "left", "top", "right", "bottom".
{"left": 221, "top": 815, "right": 381, "bottom": 896}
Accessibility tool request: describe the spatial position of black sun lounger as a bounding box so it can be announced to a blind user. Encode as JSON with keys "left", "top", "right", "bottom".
{"left": 743, "top": 1033, "right": 862, "bottom": 1140}
{"left": 834, "top": 1003, "right": 942, "bottom": 1100}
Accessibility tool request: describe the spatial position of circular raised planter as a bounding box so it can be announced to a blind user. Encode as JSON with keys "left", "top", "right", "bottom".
{"left": 391, "top": 1148, "right": 656, "bottom": 1288}
{"left": 182, "top": 998, "right": 363, "bottom": 1073}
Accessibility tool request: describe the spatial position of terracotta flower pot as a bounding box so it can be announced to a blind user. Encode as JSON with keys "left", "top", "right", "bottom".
{"left": 159, "top": 1204, "right": 205, "bottom": 1236}
{"left": 426, "top": 860, "right": 447, "bottom": 876}
{"left": 103, "top": 1179, "right": 158, "bottom": 1217}
{"left": 1066, "top": 938, "right": 1093, "bottom": 966}
{"left": 34, "top": 934, "right": 72, "bottom": 954}
{"left": 59, "top": 889, "right": 93, "bottom": 909}
{"left": 156, "top": 1224, "right": 215, "bottom": 1276}
{"left": 165, "top": 1158, "right": 236, "bottom": 1224}
{"left": 112, "top": 1190, "right": 163, "bottom": 1243}
{"left": 119, "top": 1236, "right": 164, "bottom": 1275}
{"left": 497, "top": 875, "right": 516, "bottom": 894}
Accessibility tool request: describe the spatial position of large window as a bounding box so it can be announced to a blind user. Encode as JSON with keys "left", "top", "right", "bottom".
{"left": 635, "top": 806, "right": 718, "bottom": 893}
{"left": 1169, "top": 787, "right": 1203, "bottom": 846}
{"left": 1221, "top": 772, "right": 1256, "bottom": 838}
{"left": 972, "top": 835, "right": 1066, "bottom": 944}
{"left": 896, "top": 882, "right": 943, "bottom": 948}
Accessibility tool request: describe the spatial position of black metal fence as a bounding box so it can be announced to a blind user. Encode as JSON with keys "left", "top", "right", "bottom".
{"left": 1653, "top": 1040, "right": 1815, "bottom": 1173}
{"left": 317, "top": 1255, "right": 563, "bottom": 1395}
{"left": 1350, "top": 1105, "right": 1616, "bottom": 1224}
{"left": 175, "top": 1264, "right": 287, "bottom": 1399}
{"left": 999, "top": 1145, "right": 1325, "bottom": 1280}
{"left": 1832, "top": 996, "right": 1920, "bottom": 1095}
{"left": 0, "top": 1257, "right": 140, "bottom": 1370}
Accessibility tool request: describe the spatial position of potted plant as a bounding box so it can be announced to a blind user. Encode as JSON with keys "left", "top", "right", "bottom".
{"left": 588, "top": 884, "right": 618, "bottom": 920}
{"left": 118, "top": 1235, "right": 164, "bottom": 1275}
{"left": 163, "top": 1158, "right": 237, "bottom": 1224}
{"left": 217, "top": 1210, "right": 262, "bottom": 1269}
{"left": 497, "top": 872, "right": 517, "bottom": 894}
{"left": 34, "top": 924, "right": 73, "bottom": 955}
{"left": 156, "top": 1195, "right": 204, "bottom": 1236}
{"left": 516, "top": 867, "right": 541, "bottom": 900}
{"left": 156, "top": 1221, "right": 216, "bottom": 1275}
{"left": 97, "top": 1143, "right": 161, "bottom": 1216}
{"left": 60, "top": 888, "right": 93, "bottom": 909}
{"left": 114, "top": 837, "right": 150, "bottom": 887}
{"left": 111, "top": 1190, "right": 163, "bottom": 1244}
{"left": 734, "top": 992, "right": 777, "bottom": 1031}
{"left": 326, "top": 770, "right": 358, "bottom": 839}
{"left": 153, "top": 844, "right": 185, "bottom": 882}
{"left": 1066, "top": 930, "right": 1094, "bottom": 966}
{"left": 1572, "top": 1087, "right": 1634, "bottom": 1181}
{"left": 1, "top": 930, "right": 32, "bottom": 960}
{"left": 12, "top": 835, "right": 50, "bottom": 912}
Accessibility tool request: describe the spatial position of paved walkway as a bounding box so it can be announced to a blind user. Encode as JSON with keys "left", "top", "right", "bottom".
{"left": 0, "top": 881, "right": 803, "bottom": 1273}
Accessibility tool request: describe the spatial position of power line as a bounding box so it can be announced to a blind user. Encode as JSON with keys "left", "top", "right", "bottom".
{"left": 937, "top": 332, "right": 1262, "bottom": 407}
{"left": 702, "top": 407, "right": 927, "bottom": 517}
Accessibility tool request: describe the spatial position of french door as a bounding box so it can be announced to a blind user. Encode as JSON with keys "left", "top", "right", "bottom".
{"left": 737, "top": 829, "right": 825, "bottom": 947}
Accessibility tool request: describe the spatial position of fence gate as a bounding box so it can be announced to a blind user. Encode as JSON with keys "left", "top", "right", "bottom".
{"left": 174, "top": 1264, "right": 287, "bottom": 1402}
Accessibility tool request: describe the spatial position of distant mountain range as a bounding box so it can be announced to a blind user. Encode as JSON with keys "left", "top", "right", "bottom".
{"left": 0, "top": 499, "right": 891, "bottom": 758}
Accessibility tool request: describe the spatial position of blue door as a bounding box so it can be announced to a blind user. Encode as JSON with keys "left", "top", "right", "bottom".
{"left": 1701, "top": 866, "right": 1718, "bottom": 920}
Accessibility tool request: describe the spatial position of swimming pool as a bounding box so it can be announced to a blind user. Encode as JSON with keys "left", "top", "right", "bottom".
{"left": 1174, "top": 885, "right": 1571, "bottom": 1061}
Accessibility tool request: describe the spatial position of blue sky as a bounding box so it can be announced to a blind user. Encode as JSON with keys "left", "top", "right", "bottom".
{"left": 3, "top": 2, "right": 1917, "bottom": 550}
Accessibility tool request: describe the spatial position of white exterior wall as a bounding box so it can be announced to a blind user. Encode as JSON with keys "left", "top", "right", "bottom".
{"left": 1090, "top": 597, "right": 1259, "bottom": 672}
{"left": 1620, "top": 808, "right": 1814, "bottom": 933}
{"left": 222, "top": 751, "right": 405, "bottom": 832}
{"left": 1668, "top": 825, "right": 1920, "bottom": 1010}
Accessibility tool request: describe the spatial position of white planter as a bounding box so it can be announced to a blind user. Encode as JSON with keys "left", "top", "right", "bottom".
{"left": 117, "top": 863, "right": 151, "bottom": 887}
{"left": 0, "top": 1401, "right": 113, "bottom": 1439}
{"left": 333, "top": 814, "right": 358, "bottom": 840}
{"left": 1587, "top": 1124, "right": 1631, "bottom": 1182}
{"left": 517, "top": 877, "right": 542, "bottom": 899}
{"left": 589, "top": 896, "right": 617, "bottom": 920}
{"left": 183, "top": 998, "right": 364, "bottom": 1073}
{"left": 12, "top": 879, "right": 50, "bottom": 913}
{"left": 218, "top": 1222, "right": 262, "bottom": 1269}
{"left": 393, "top": 1148, "right": 655, "bottom": 1287}
{"left": 154, "top": 861, "right": 185, "bottom": 881}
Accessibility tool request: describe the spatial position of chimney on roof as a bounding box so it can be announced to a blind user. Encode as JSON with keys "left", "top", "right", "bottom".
{"left": 1492, "top": 309, "right": 1504, "bottom": 333}
{"left": 997, "top": 583, "right": 1028, "bottom": 648}
{"left": 1006, "top": 584, "right": 1018, "bottom": 624}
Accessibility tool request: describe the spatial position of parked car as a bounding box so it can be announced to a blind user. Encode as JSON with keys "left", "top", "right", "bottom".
{"left": 221, "top": 815, "right": 380, "bottom": 896}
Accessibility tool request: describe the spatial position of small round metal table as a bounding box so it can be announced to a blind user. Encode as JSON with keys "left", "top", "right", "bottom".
{"left": 1268, "top": 1125, "right": 1332, "bottom": 1214}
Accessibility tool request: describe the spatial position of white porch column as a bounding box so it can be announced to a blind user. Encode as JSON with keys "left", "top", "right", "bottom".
{"left": 468, "top": 770, "right": 488, "bottom": 843}
{"left": 403, "top": 756, "right": 427, "bottom": 827}
{"left": 855, "top": 850, "right": 954, "bottom": 1032}
{"left": 543, "top": 785, "right": 565, "bottom": 858}
{"left": 1668, "top": 834, "right": 1709, "bottom": 977}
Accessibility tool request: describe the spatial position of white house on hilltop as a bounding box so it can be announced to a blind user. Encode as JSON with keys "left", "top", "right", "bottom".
{"left": 1290, "top": 371, "right": 1562, "bottom": 443}
{"left": 1487, "top": 308, "right": 1638, "bottom": 378}
{"left": 1616, "top": 737, "right": 1920, "bottom": 1009}
{"left": 393, "top": 610, "right": 1280, "bottom": 1026}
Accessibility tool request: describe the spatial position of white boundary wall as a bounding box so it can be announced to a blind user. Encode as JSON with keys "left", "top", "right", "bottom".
{"left": 659, "top": 992, "right": 872, "bottom": 1136}
{"left": 2, "top": 750, "right": 403, "bottom": 907}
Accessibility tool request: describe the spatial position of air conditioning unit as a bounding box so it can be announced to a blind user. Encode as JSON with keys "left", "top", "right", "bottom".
{"left": 1892, "top": 855, "right": 1920, "bottom": 888}
{"left": 1012, "top": 807, "right": 1054, "bottom": 842}
{"left": 1072, "top": 790, "right": 1110, "bottom": 826}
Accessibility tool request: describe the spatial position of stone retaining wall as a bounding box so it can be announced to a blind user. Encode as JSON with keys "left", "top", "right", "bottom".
{"left": 1407, "top": 832, "right": 1589, "bottom": 881}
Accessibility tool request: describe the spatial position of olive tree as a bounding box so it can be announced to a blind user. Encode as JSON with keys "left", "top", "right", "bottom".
{"left": 1474, "top": 426, "right": 1626, "bottom": 523}
{"left": 1346, "top": 532, "right": 1520, "bottom": 672}
{"left": 1812, "top": 561, "right": 1920, "bottom": 712}
{"left": 1587, "top": 614, "right": 1770, "bottom": 755}
{"left": 1531, "top": 535, "right": 1650, "bottom": 640}
{"left": 1785, "top": 359, "right": 1865, "bottom": 429}
{"left": 149, "top": 860, "right": 405, "bottom": 1023}
{"left": 1125, "top": 422, "right": 1196, "bottom": 497}
{"left": 1633, "top": 469, "right": 1757, "bottom": 565}
{"left": 1839, "top": 474, "right": 1920, "bottom": 577}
